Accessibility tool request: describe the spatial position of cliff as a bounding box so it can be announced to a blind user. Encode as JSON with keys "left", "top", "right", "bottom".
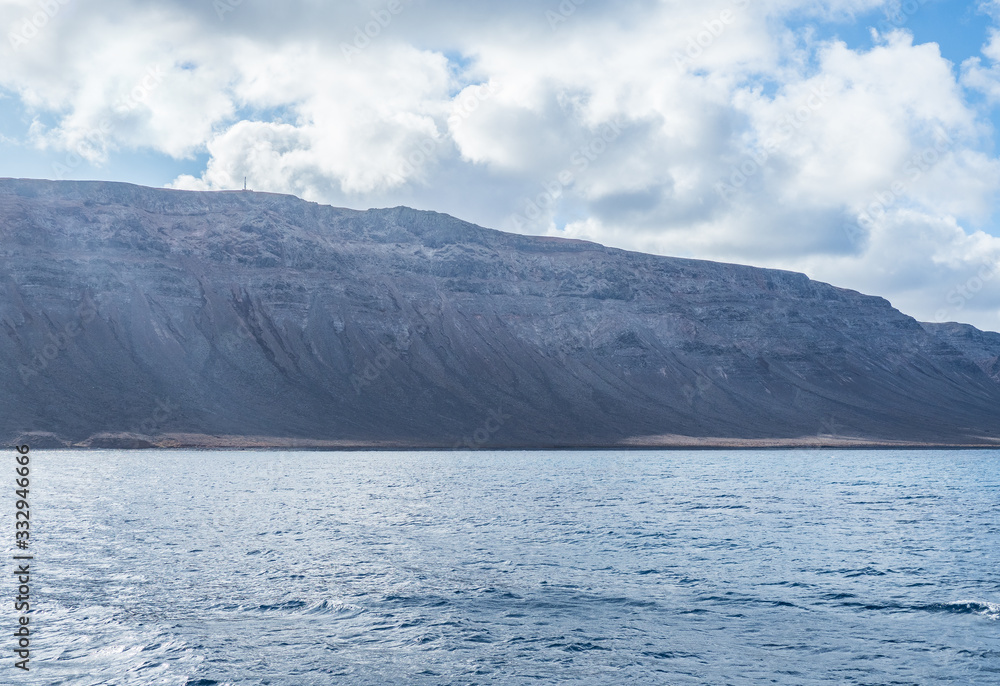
{"left": 2, "top": 179, "right": 998, "bottom": 448}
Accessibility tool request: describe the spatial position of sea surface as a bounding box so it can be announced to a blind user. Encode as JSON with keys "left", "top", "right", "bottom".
{"left": 11, "top": 449, "right": 1000, "bottom": 685}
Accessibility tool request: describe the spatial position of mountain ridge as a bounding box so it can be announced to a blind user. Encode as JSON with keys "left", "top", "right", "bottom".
{"left": 2, "top": 178, "right": 998, "bottom": 448}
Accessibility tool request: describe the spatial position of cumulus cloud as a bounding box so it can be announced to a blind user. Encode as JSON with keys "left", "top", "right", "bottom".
{"left": 2, "top": 0, "right": 1000, "bottom": 330}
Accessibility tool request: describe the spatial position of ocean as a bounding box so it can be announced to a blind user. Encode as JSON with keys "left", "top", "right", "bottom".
{"left": 13, "top": 449, "right": 1000, "bottom": 684}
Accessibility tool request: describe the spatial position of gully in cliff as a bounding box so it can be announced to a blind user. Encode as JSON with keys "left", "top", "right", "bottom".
{"left": 16, "top": 296, "right": 97, "bottom": 386}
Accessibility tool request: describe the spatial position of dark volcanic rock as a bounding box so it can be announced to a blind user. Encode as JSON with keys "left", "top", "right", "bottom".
{"left": 1, "top": 178, "right": 998, "bottom": 447}
{"left": 922, "top": 322, "right": 1000, "bottom": 385}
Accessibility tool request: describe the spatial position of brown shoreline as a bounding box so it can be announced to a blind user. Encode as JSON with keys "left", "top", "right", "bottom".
{"left": 13, "top": 432, "right": 1000, "bottom": 451}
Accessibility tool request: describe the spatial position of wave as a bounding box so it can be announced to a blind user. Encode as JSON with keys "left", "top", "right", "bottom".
{"left": 929, "top": 600, "right": 1000, "bottom": 620}
{"left": 842, "top": 599, "right": 999, "bottom": 620}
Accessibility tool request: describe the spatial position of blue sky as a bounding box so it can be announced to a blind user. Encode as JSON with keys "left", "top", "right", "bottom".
{"left": 2, "top": 0, "right": 1000, "bottom": 331}
{"left": 825, "top": 0, "right": 987, "bottom": 62}
{"left": 812, "top": 1, "right": 1000, "bottom": 134}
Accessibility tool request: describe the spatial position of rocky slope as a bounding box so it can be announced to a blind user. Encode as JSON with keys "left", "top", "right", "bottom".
{"left": 1, "top": 178, "right": 998, "bottom": 448}
{"left": 922, "top": 322, "right": 1000, "bottom": 385}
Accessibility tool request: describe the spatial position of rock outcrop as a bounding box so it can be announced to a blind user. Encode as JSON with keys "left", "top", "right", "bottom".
{"left": 2, "top": 179, "right": 998, "bottom": 448}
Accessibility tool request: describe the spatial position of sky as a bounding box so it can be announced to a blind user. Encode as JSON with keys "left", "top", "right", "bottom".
{"left": 3, "top": 0, "right": 1000, "bottom": 331}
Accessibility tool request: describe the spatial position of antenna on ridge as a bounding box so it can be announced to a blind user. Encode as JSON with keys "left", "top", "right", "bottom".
{"left": 243, "top": 176, "right": 247, "bottom": 192}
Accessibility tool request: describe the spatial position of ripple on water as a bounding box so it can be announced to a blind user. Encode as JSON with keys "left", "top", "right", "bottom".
{"left": 20, "top": 449, "right": 1000, "bottom": 685}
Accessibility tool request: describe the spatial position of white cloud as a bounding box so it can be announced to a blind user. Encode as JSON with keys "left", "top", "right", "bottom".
{"left": 962, "top": 26, "right": 1000, "bottom": 104}
{"left": 3, "top": 0, "right": 1000, "bottom": 330}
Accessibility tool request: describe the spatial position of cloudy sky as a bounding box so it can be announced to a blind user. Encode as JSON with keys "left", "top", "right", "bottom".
{"left": 3, "top": 0, "right": 1000, "bottom": 330}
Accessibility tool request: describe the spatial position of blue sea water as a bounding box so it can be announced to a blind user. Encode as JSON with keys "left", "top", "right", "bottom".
{"left": 11, "top": 449, "right": 1000, "bottom": 685}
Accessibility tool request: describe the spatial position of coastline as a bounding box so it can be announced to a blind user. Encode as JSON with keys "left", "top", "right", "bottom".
{"left": 12, "top": 432, "right": 1000, "bottom": 451}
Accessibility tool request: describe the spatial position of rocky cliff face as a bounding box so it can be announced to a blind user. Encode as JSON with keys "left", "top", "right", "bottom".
{"left": 1, "top": 178, "right": 998, "bottom": 448}
{"left": 922, "top": 322, "right": 1000, "bottom": 385}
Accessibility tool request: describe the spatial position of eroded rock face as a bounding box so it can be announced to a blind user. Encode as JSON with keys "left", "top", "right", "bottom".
{"left": 922, "top": 322, "right": 1000, "bottom": 385}
{"left": 1, "top": 178, "right": 998, "bottom": 447}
